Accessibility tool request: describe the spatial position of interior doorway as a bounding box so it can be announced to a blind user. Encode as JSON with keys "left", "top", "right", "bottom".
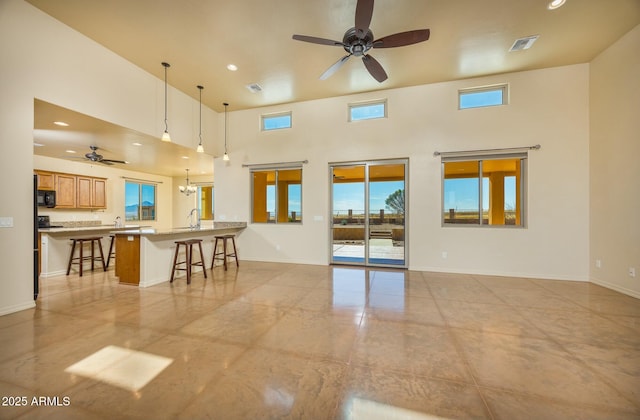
{"left": 330, "top": 159, "right": 407, "bottom": 268}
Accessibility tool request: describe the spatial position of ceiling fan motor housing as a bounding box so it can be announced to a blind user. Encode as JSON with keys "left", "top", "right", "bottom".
{"left": 343, "top": 27, "right": 374, "bottom": 56}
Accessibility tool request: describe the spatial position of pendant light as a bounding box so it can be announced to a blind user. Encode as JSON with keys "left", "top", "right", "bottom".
{"left": 223, "top": 102, "right": 230, "bottom": 161}
{"left": 161, "top": 62, "right": 171, "bottom": 142}
{"left": 179, "top": 169, "right": 197, "bottom": 195}
{"left": 196, "top": 85, "right": 204, "bottom": 153}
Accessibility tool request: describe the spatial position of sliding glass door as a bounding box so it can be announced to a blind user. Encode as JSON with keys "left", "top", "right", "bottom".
{"left": 330, "top": 159, "right": 407, "bottom": 268}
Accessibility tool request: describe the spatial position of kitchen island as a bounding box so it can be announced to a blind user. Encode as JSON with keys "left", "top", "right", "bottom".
{"left": 38, "top": 224, "right": 145, "bottom": 277}
{"left": 114, "top": 222, "right": 246, "bottom": 287}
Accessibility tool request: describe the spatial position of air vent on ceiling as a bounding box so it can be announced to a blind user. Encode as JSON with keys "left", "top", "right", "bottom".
{"left": 245, "top": 83, "right": 263, "bottom": 93}
{"left": 509, "top": 35, "right": 539, "bottom": 52}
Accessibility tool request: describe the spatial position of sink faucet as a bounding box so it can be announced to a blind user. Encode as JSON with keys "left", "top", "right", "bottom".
{"left": 189, "top": 208, "right": 200, "bottom": 229}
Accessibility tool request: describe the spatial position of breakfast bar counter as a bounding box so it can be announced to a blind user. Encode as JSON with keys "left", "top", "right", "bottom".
{"left": 114, "top": 222, "right": 246, "bottom": 286}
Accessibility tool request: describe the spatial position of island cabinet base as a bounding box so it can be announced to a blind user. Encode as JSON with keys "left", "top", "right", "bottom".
{"left": 115, "top": 235, "right": 140, "bottom": 285}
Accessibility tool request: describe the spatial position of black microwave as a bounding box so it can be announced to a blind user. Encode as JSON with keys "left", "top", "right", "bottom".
{"left": 37, "top": 190, "right": 56, "bottom": 208}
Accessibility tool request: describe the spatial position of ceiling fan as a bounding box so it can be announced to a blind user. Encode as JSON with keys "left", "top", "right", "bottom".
{"left": 77, "top": 145, "right": 128, "bottom": 165}
{"left": 292, "top": 0, "right": 430, "bottom": 82}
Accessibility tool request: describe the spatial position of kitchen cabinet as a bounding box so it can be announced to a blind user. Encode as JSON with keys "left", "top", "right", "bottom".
{"left": 55, "top": 173, "right": 76, "bottom": 208}
{"left": 35, "top": 170, "right": 55, "bottom": 190}
{"left": 77, "top": 176, "right": 107, "bottom": 209}
{"left": 35, "top": 169, "right": 107, "bottom": 209}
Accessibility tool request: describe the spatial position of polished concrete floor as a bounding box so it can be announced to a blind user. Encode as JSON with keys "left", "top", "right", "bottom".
{"left": 1, "top": 262, "right": 639, "bottom": 419}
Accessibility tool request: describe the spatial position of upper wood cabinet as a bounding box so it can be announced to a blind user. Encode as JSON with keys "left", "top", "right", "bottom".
{"left": 77, "top": 176, "right": 107, "bottom": 209}
{"left": 35, "top": 170, "right": 55, "bottom": 191}
{"left": 35, "top": 170, "right": 107, "bottom": 209}
{"left": 55, "top": 173, "right": 77, "bottom": 208}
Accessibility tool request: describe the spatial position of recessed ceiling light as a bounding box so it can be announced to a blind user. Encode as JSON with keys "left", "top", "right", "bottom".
{"left": 54, "top": 121, "right": 69, "bottom": 126}
{"left": 33, "top": 143, "right": 44, "bottom": 147}
{"left": 181, "top": 156, "right": 189, "bottom": 159}
{"left": 227, "top": 64, "right": 238, "bottom": 71}
{"left": 132, "top": 142, "right": 142, "bottom": 146}
{"left": 66, "top": 150, "right": 76, "bottom": 154}
{"left": 547, "top": 0, "right": 566, "bottom": 10}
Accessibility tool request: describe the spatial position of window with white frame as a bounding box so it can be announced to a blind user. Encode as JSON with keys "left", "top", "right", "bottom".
{"left": 458, "top": 84, "right": 508, "bottom": 110}
{"left": 261, "top": 111, "right": 292, "bottom": 131}
{"left": 349, "top": 99, "right": 387, "bottom": 121}
{"left": 442, "top": 153, "right": 526, "bottom": 227}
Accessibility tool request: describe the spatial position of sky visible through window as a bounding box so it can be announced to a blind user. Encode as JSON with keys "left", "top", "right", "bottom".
{"left": 350, "top": 103, "right": 385, "bottom": 121}
{"left": 263, "top": 114, "right": 291, "bottom": 130}
{"left": 459, "top": 89, "right": 504, "bottom": 109}
{"left": 264, "top": 180, "right": 405, "bottom": 215}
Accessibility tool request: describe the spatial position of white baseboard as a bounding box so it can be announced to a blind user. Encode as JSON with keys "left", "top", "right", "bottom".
{"left": 0, "top": 300, "right": 36, "bottom": 316}
{"left": 590, "top": 278, "right": 640, "bottom": 299}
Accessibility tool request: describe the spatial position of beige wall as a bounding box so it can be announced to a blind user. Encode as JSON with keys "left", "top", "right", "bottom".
{"left": 215, "top": 64, "right": 591, "bottom": 280}
{"left": 589, "top": 24, "right": 640, "bottom": 298}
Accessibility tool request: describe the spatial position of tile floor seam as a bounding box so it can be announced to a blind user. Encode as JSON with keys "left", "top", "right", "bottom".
{"left": 419, "top": 273, "right": 497, "bottom": 420}
{"left": 507, "top": 304, "right": 640, "bottom": 412}
{"left": 475, "top": 382, "right": 640, "bottom": 416}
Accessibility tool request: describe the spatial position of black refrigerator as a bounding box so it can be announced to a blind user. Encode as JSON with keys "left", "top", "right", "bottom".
{"left": 33, "top": 175, "right": 39, "bottom": 300}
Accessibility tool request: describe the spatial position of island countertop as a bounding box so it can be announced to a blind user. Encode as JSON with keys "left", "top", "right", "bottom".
{"left": 39, "top": 225, "right": 146, "bottom": 234}
{"left": 113, "top": 221, "right": 246, "bottom": 236}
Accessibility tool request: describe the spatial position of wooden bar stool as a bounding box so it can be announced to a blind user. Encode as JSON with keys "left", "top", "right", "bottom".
{"left": 66, "top": 237, "right": 106, "bottom": 277}
{"left": 106, "top": 235, "right": 116, "bottom": 269}
{"left": 211, "top": 234, "right": 239, "bottom": 271}
{"left": 170, "top": 239, "right": 207, "bottom": 284}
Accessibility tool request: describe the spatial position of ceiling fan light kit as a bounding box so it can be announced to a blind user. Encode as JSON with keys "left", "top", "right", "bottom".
{"left": 292, "top": 0, "right": 430, "bottom": 83}
{"left": 161, "top": 61, "right": 171, "bottom": 142}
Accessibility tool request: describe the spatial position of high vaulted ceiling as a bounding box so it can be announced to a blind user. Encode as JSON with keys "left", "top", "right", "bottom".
{"left": 25, "top": 0, "right": 640, "bottom": 113}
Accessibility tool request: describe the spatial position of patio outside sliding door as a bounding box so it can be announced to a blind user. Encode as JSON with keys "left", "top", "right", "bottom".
{"left": 330, "top": 159, "right": 407, "bottom": 268}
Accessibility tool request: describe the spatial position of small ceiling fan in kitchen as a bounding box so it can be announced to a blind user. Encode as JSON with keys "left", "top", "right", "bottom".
{"left": 292, "top": 0, "right": 431, "bottom": 82}
{"left": 76, "top": 145, "right": 128, "bottom": 165}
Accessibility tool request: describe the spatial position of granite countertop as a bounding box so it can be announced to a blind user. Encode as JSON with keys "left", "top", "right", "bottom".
{"left": 39, "top": 225, "right": 144, "bottom": 234}
{"left": 113, "top": 222, "right": 247, "bottom": 236}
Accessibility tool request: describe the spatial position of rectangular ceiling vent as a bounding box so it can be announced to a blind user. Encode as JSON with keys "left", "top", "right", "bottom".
{"left": 245, "top": 83, "right": 263, "bottom": 93}
{"left": 509, "top": 35, "right": 539, "bottom": 52}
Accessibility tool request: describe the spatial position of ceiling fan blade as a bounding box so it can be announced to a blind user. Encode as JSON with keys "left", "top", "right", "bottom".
{"left": 320, "top": 54, "right": 351, "bottom": 80}
{"left": 292, "top": 34, "right": 343, "bottom": 47}
{"left": 101, "top": 159, "right": 127, "bottom": 165}
{"left": 373, "top": 29, "right": 430, "bottom": 48}
{"left": 355, "top": 0, "right": 374, "bottom": 39}
{"left": 362, "top": 54, "right": 388, "bottom": 83}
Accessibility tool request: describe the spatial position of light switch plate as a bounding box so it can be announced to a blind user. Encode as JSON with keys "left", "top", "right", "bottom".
{"left": 0, "top": 217, "right": 14, "bottom": 228}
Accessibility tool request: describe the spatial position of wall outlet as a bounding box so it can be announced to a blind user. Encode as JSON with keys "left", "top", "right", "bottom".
{"left": 629, "top": 267, "right": 636, "bottom": 278}
{"left": 595, "top": 259, "right": 602, "bottom": 268}
{"left": 441, "top": 251, "right": 448, "bottom": 259}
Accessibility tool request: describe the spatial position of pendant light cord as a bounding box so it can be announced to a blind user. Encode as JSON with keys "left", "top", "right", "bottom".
{"left": 197, "top": 85, "right": 204, "bottom": 146}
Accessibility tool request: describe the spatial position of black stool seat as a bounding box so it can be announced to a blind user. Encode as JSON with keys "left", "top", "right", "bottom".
{"left": 170, "top": 239, "right": 207, "bottom": 284}
{"left": 66, "top": 237, "right": 106, "bottom": 277}
{"left": 211, "top": 234, "right": 239, "bottom": 271}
